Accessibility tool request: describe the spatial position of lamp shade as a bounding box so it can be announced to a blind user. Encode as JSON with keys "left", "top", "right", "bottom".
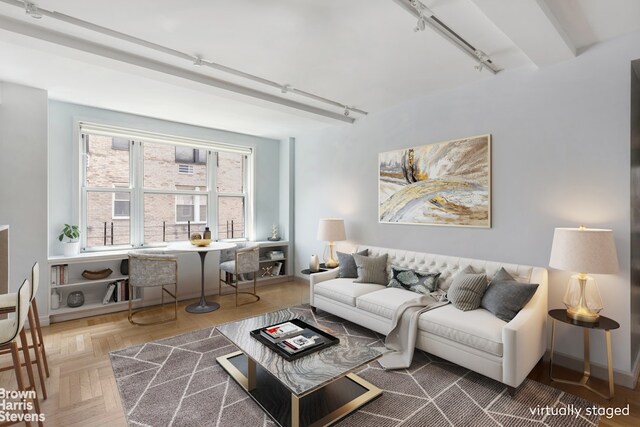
{"left": 549, "top": 227, "right": 618, "bottom": 274}
{"left": 317, "top": 218, "right": 346, "bottom": 241}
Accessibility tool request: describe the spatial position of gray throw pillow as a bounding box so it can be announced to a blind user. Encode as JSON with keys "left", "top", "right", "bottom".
{"left": 388, "top": 266, "right": 441, "bottom": 295}
{"left": 481, "top": 271, "right": 539, "bottom": 322}
{"left": 337, "top": 249, "right": 369, "bottom": 278}
{"left": 491, "top": 267, "right": 515, "bottom": 282}
{"left": 447, "top": 266, "right": 488, "bottom": 311}
{"left": 353, "top": 253, "right": 388, "bottom": 285}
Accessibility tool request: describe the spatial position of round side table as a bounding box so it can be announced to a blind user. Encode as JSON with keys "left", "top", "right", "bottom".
{"left": 548, "top": 309, "right": 619, "bottom": 399}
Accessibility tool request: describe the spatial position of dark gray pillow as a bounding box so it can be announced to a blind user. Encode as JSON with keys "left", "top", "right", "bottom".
{"left": 388, "top": 266, "right": 441, "bottom": 295}
{"left": 353, "top": 253, "right": 388, "bottom": 285}
{"left": 447, "top": 266, "right": 488, "bottom": 311}
{"left": 481, "top": 277, "right": 539, "bottom": 322}
{"left": 492, "top": 267, "right": 515, "bottom": 282}
{"left": 337, "top": 249, "right": 369, "bottom": 278}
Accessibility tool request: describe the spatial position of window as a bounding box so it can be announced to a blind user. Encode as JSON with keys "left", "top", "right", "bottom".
{"left": 175, "top": 147, "right": 206, "bottom": 164}
{"left": 79, "top": 123, "right": 252, "bottom": 250}
{"left": 112, "top": 184, "right": 130, "bottom": 219}
{"left": 111, "top": 137, "right": 130, "bottom": 151}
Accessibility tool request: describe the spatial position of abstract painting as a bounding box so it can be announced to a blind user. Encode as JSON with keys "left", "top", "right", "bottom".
{"left": 379, "top": 135, "right": 491, "bottom": 227}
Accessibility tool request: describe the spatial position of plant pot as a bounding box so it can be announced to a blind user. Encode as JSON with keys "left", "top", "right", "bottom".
{"left": 63, "top": 241, "right": 80, "bottom": 257}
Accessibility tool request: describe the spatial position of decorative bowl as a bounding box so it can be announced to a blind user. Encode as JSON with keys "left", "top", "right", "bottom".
{"left": 81, "top": 268, "right": 113, "bottom": 280}
{"left": 190, "top": 239, "right": 212, "bottom": 247}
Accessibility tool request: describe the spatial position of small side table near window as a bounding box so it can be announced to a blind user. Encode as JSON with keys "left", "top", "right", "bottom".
{"left": 548, "top": 309, "right": 619, "bottom": 399}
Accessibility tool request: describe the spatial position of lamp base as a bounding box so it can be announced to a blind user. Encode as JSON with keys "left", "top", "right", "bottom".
{"left": 325, "top": 258, "right": 338, "bottom": 268}
{"left": 566, "top": 307, "right": 599, "bottom": 323}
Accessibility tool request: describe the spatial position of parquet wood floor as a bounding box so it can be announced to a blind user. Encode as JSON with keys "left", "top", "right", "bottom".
{"left": 0, "top": 279, "right": 638, "bottom": 426}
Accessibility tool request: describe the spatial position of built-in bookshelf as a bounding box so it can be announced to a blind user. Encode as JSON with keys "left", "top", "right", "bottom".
{"left": 48, "top": 250, "right": 140, "bottom": 322}
{"left": 254, "top": 240, "right": 290, "bottom": 284}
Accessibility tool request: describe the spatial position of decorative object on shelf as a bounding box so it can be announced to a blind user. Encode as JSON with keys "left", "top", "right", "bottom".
{"left": 120, "top": 259, "right": 129, "bottom": 275}
{"left": 268, "top": 224, "right": 280, "bottom": 241}
{"left": 317, "top": 218, "right": 346, "bottom": 268}
{"left": 67, "top": 291, "right": 85, "bottom": 308}
{"left": 203, "top": 227, "right": 212, "bottom": 240}
{"left": 549, "top": 226, "right": 618, "bottom": 323}
{"left": 81, "top": 268, "right": 113, "bottom": 280}
{"left": 379, "top": 134, "right": 491, "bottom": 227}
{"left": 261, "top": 265, "right": 274, "bottom": 277}
{"left": 309, "top": 254, "right": 320, "bottom": 273}
{"left": 51, "top": 289, "right": 61, "bottom": 310}
{"left": 266, "top": 250, "right": 285, "bottom": 260}
{"left": 58, "top": 223, "right": 81, "bottom": 256}
{"left": 190, "top": 232, "right": 211, "bottom": 246}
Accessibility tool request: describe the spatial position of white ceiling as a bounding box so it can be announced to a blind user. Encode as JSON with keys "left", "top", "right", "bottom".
{"left": 0, "top": 0, "right": 639, "bottom": 139}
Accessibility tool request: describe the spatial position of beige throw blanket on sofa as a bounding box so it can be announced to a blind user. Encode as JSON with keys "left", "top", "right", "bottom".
{"left": 379, "top": 291, "right": 449, "bottom": 369}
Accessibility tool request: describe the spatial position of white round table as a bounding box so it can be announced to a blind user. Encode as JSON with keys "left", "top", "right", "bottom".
{"left": 167, "top": 241, "right": 236, "bottom": 313}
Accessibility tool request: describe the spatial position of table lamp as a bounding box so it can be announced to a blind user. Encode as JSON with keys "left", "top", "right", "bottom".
{"left": 549, "top": 226, "right": 618, "bottom": 323}
{"left": 317, "top": 218, "right": 346, "bottom": 268}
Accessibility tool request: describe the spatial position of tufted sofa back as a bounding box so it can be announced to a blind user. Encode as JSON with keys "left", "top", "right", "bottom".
{"left": 356, "top": 245, "right": 544, "bottom": 290}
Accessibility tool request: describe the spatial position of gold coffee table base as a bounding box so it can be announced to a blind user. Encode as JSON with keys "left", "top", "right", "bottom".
{"left": 217, "top": 350, "right": 382, "bottom": 427}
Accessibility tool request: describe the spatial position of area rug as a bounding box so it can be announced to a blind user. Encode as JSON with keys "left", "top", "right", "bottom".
{"left": 110, "top": 305, "right": 600, "bottom": 427}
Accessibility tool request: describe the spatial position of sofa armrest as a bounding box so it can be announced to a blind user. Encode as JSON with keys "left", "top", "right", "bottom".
{"left": 309, "top": 268, "right": 340, "bottom": 306}
{"left": 502, "top": 267, "right": 548, "bottom": 388}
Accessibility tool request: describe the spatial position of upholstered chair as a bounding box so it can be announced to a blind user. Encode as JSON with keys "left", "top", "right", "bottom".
{"left": 128, "top": 250, "right": 178, "bottom": 325}
{"left": 219, "top": 243, "right": 260, "bottom": 306}
{"left": 0, "top": 279, "right": 43, "bottom": 426}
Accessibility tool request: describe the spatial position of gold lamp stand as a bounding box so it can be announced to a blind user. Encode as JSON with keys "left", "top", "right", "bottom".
{"left": 564, "top": 273, "right": 601, "bottom": 323}
{"left": 323, "top": 241, "right": 338, "bottom": 268}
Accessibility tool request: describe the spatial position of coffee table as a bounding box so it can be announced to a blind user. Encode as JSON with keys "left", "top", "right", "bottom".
{"left": 216, "top": 309, "right": 383, "bottom": 427}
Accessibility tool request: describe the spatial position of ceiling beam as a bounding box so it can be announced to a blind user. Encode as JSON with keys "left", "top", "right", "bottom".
{"left": 0, "top": 14, "right": 356, "bottom": 124}
{"left": 470, "top": 0, "right": 575, "bottom": 67}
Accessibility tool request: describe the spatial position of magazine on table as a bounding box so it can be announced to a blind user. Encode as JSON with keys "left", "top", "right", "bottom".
{"left": 260, "top": 321, "right": 304, "bottom": 342}
{"left": 277, "top": 334, "right": 322, "bottom": 354}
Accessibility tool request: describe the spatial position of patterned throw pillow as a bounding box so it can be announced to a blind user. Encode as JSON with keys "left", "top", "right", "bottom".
{"left": 447, "top": 266, "right": 488, "bottom": 311}
{"left": 388, "top": 266, "right": 441, "bottom": 295}
{"left": 337, "top": 249, "right": 369, "bottom": 278}
{"left": 353, "top": 253, "right": 388, "bottom": 285}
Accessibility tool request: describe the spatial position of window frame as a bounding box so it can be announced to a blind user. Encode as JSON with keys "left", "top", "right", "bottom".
{"left": 78, "top": 122, "right": 253, "bottom": 252}
{"left": 111, "top": 183, "right": 131, "bottom": 220}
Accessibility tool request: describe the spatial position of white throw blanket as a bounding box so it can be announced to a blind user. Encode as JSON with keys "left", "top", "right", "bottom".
{"left": 379, "top": 290, "right": 449, "bottom": 369}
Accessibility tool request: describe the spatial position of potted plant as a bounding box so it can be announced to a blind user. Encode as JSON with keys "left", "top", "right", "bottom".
{"left": 58, "top": 224, "right": 81, "bottom": 256}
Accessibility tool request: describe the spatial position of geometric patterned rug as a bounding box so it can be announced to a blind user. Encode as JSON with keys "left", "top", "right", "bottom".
{"left": 110, "top": 305, "right": 600, "bottom": 427}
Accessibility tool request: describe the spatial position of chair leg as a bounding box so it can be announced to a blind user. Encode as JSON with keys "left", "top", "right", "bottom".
{"left": 30, "top": 300, "right": 49, "bottom": 377}
{"left": 19, "top": 329, "right": 43, "bottom": 426}
{"left": 235, "top": 273, "right": 239, "bottom": 307}
{"left": 28, "top": 309, "right": 47, "bottom": 400}
{"left": 10, "top": 342, "right": 31, "bottom": 427}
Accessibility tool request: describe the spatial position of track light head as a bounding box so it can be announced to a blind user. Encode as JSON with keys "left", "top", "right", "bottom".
{"left": 24, "top": 1, "right": 42, "bottom": 19}
{"left": 343, "top": 107, "right": 350, "bottom": 117}
{"left": 474, "top": 64, "right": 484, "bottom": 72}
{"left": 193, "top": 56, "right": 203, "bottom": 66}
{"left": 414, "top": 16, "right": 426, "bottom": 32}
{"left": 281, "top": 84, "right": 291, "bottom": 94}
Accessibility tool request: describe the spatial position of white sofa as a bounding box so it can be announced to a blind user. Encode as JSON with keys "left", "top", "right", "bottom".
{"left": 309, "top": 245, "right": 548, "bottom": 391}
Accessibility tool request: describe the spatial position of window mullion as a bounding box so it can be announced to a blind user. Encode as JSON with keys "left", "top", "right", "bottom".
{"left": 132, "top": 140, "right": 144, "bottom": 247}
{"left": 209, "top": 151, "right": 218, "bottom": 240}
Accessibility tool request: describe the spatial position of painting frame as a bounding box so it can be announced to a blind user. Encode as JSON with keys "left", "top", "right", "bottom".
{"left": 378, "top": 133, "right": 492, "bottom": 228}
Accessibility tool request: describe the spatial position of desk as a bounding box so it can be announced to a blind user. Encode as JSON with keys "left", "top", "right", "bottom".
{"left": 168, "top": 241, "right": 236, "bottom": 313}
{"left": 548, "top": 309, "right": 619, "bottom": 399}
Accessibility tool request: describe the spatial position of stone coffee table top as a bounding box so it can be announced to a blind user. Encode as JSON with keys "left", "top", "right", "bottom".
{"left": 216, "top": 307, "right": 384, "bottom": 395}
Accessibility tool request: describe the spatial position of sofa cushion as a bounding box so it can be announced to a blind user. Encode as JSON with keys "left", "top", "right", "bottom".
{"left": 337, "top": 249, "right": 369, "bottom": 278}
{"left": 388, "top": 266, "right": 440, "bottom": 294}
{"left": 354, "top": 253, "right": 388, "bottom": 285}
{"left": 315, "top": 279, "right": 385, "bottom": 307}
{"left": 447, "top": 266, "right": 488, "bottom": 311}
{"left": 356, "top": 288, "right": 422, "bottom": 319}
{"left": 419, "top": 304, "right": 505, "bottom": 357}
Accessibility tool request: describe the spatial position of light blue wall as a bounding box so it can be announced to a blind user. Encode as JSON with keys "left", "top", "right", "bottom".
{"left": 294, "top": 32, "right": 640, "bottom": 378}
{"left": 48, "top": 101, "right": 281, "bottom": 255}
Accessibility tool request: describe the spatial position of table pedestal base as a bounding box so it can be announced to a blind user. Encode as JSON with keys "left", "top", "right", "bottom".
{"left": 185, "top": 301, "right": 220, "bottom": 313}
{"left": 217, "top": 350, "right": 381, "bottom": 427}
